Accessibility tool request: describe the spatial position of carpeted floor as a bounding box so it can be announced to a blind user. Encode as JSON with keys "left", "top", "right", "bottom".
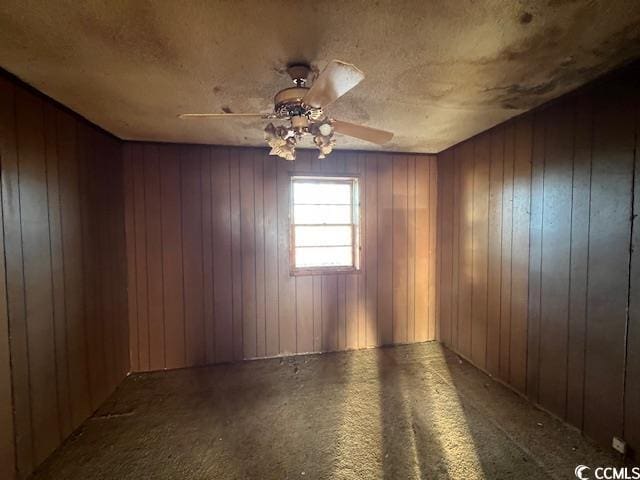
{"left": 31, "top": 343, "right": 624, "bottom": 479}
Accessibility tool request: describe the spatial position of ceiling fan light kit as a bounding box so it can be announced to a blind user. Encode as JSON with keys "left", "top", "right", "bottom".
{"left": 178, "top": 60, "right": 394, "bottom": 160}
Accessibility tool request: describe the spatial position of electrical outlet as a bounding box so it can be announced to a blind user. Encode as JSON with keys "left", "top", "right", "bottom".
{"left": 612, "top": 436, "right": 627, "bottom": 455}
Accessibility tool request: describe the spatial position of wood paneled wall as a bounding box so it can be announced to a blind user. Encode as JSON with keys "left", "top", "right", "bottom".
{"left": 124, "top": 145, "right": 438, "bottom": 371}
{"left": 437, "top": 65, "right": 640, "bottom": 453}
{"left": 4, "top": 56, "right": 638, "bottom": 474}
{"left": 0, "top": 74, "right": 129, "bottom": 479}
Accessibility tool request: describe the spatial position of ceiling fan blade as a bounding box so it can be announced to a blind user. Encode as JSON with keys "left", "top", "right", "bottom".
{"left": 332, "top": 120, "right": 394, "bottom": 145}
{"left": 178, "top": 113, "right": 270, "bottom": 119}
{"left": 303, "top": 60, "right": 365, "bottom": 109}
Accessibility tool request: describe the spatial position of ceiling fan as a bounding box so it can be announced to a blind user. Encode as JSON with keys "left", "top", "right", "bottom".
{"left": 178, "top": 60, "right": 394, "bottom": 160}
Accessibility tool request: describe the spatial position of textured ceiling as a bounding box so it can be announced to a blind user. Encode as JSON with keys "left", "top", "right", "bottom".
{"left": 1, "top": 1, "right": 640, "bottom": 153}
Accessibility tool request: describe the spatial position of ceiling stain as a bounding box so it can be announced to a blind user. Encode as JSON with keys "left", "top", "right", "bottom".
{"left": 1, "top": 0, "right": 640, "bottom": 153}
{"left": 491, "top": 81, "right": 557, "bottom": 110}
{"left": 519, "top": 12, "right": 534, "bottom": 24}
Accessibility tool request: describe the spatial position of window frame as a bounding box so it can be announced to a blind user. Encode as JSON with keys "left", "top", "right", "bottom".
{"left": 289, "top": 173, "right": 361, "bottom": 276}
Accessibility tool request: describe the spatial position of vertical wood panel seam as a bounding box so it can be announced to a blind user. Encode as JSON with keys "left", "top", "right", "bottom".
{"left": 419, "top": 157, "right": 422, "bottom": 339}
{"left": 457, "top": 150, "right": 462, "bottom": 347}
{"left": 199, "top": 153, "right": 206, "bottom": 363}
{"left": 179, "top": 149, "right": 187, "bottom": 366}
{"left": 508, "top": 130, "right": 516, "bottom": 383}
{"left": 122, "top": 144, "right": 130, "bottom": 375}
{"left": 0, "top": 181, "right": 17, "bottom": 473}
{"left": 537, "top": 116, "right": 548, "bottom": 403}
{"left": 261, "top": 155, "right": 267, "bottom": 355}
{"left": 376, "top": 157, "right": 380, "bottom": 344}
{"left": 335, "top": 274, "right": 339, "bottom": 349}
{"left": 580, "top": 105, "right": 594, "bottom": 431}
{"left": 420, "top": 157, "right": 424, "bottom": 342}
{"left": 406, "top": 156, "right": 410, "bottom": 341}
{"left": 17, "top": 96, "right": 37, "bottom": 466}
{"left": 363, "top": 153, "right": 366, "bottom": 345}
{"left": 471, "top": 141, "right": 476, "bottom": 356}
{"left": 276, "top": 160, "right": 280, "bottom": 353}
{"left": 435, "top": 158, "right": 439, "bottom": 341}
{"left": 360, "top": 153, "right": 370, "bottom": 347}
{"left": 391, "top": 157, "right": 394, "bottom": 343}
{"left": 390, "top": 155, "right": 395, "bottom": 344}
{"left": 357, "top": 153, "right": 362, "bottom": 347}
{"left": 320, "top": 276, "right": 323, "bottom": 349}
{"left": 131, "top": 146, "right": 140, "bottom": 372}
{"left": 485, "top": 137, "right": 493, "bottom": 370}
{"left": 564, "top": 102, "right": 578, "bottom": 419}
{"left": 159, "top": 151, "right": 167, "bottom": 369}
{"left": 210, "top": 148, "right": 217, "bottom": 362}
{"left": 2, "top": 82, "right": 20, "bottom": 475}
{"left": 448, "top": 157, "right": 454, "bottom": 346}
{"left": 94, "top": 134, "right": 106, "bottom": 390}
{"left": 441, "top": 158, "right": 446, "bottom": 344}
{"left": 143, "top": 151, "right": 151, "bottom": 370}
{"left": 41, "top": 103, "right": 63, "bottom": 443}
{"left": 433, "top": 156, "right": 437, "bottom": 340}
{"left": 362, "top": 154, "right": 367, "bottom": 346}
{"left": 410, "top": 156, "right": 413, "bottom": 341}
{"left": 621, "top": 97, "right": 639, "bottom": 438}
{"left": 358, "top": 153, "right": 368, "bottom": 348}
{"left": 294, "top": 206, "right": 298, "bottom": 354}
{"left": 425, "top": 158, "right": 430, "bottom": 340}
{"left": 253, "top": 152, "right": 259, "bottom": 355}
{"left": 77, "top": 126, "right": 94, "bottom": 406}
{"left": 96, "top": 139, "right": 107, "bottom": 394}
{"left": 53, "top": 109, "right": 73, "bottom": 431}
{"left": 354, "top": 155, "right": 358, "bottom": 347}
{"left": 498, "top": 134, "right": 505, "bottom": 375}
{"left": 524, "top": 118, "right": 535, "bottom": 399}
{"left": 127, "top": 146, "right": 138, "bottom": 372}
{"left": 419, "top": 158, "right": 422, "bottom": 340}
{"left": 237, "top": 154, "right": 244, "bottom": 358}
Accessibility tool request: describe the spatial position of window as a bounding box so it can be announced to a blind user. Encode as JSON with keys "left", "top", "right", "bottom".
{"left": 290, "top": 175, "right": 360, "bottom": 274}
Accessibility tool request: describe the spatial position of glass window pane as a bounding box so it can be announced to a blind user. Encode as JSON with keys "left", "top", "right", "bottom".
{"left": 295, "top": 225, "right": 352, "bottom": 247}
{"left": 294, "top": 204, "right": 351, "bottom": 224}
{"left": 295, "top": 246, "right": 353, "bottom": 268}
{"left": 293, "top": 182, "right": 351, "bottom": 205}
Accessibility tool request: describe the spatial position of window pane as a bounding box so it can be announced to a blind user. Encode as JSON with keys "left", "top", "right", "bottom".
{"left": 294, "top": 204, "right": 351, "bottom": 224}
{"left": 293, "top": 182, "right": 351, "bottom": 205}
{"left": 295, "top": 225, "right": 352, "bottom": 247}
{"left": 295, "top": 246, "right": 353, "bottom": 268}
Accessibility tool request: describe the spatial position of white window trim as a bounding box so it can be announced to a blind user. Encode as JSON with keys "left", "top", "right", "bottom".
{"left": 289, "top": 173, "right": 361, "bottom": 276}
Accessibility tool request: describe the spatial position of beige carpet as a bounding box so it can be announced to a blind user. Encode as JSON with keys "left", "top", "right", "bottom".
{"left": 31, "top": 343, "right": 623, "bottom": 479}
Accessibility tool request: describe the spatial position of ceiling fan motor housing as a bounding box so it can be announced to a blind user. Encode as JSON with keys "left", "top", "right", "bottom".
{"left": 274, "top": 87, "right": 310, "bottom": 118}
{"left": 275, "top": 64, "right": 322, "bottom": 120}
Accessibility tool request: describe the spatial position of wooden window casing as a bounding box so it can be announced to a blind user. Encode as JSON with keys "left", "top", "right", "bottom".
{"left": 289, "top": 174, "right": 361, "bottom": 276}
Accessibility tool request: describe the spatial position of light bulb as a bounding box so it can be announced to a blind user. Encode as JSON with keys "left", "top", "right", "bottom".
{"left": 318, "top": 123, "right": 333, "bottom": 136}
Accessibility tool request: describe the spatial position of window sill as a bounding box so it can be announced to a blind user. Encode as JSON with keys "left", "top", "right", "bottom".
{"left": 290, "top": 266, "right": 361, "bottom": 277}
